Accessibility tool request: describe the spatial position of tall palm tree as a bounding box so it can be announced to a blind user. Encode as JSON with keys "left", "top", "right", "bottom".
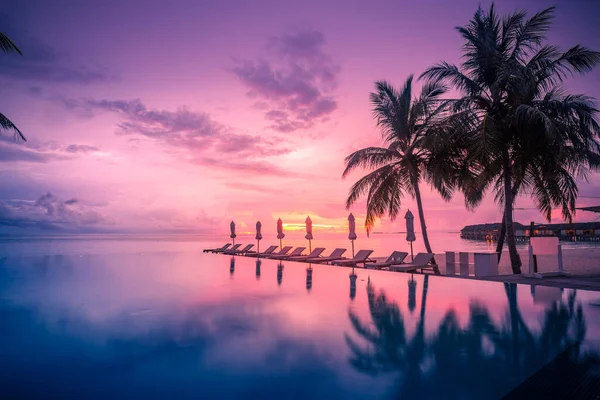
{"left": 342, "top": 76, "right": 454, "bottom": 259}
{"left": 0, "top": 32, "right": 26, "bottom": 141}
{"left": 421, "top": 5, "right": 600, "bottom": 273}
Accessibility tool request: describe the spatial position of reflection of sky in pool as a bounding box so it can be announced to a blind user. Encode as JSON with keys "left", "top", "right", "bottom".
{"left": 1, "top": 252, "right": 599, "bottom": 399}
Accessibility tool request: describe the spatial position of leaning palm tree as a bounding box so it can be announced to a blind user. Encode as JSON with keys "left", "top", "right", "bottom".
{"left": 342, "top": 76, "right": 455, "bottom": 258}
{"left": 421, "top": 5, "right": 600, "bottom": 273}
{"left": 1, "top": 32, "right": 26, "bottom": 141}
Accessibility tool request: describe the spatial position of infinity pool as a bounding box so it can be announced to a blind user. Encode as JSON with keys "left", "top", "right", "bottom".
{"left": 1, "top": 251, "right": 599, "bottom": 399}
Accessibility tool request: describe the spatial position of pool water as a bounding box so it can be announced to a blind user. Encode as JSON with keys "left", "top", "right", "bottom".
{"left": 1, "top": 251, "right": 599, "bottom": 399}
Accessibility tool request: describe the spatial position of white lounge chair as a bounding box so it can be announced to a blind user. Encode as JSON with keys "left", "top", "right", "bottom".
{"left": 224, "top": 244, "right": 254, "bottom": 255}
{"left": 263, "top": 246, "right": 293, "bottom": 259}
{"left": 287, "top": 248, "right": 326, "bottom": 262}
{"left": 389, "top": 253, "right": 435, "bottom": 272}
{"left": 246, "top": 245, "right": 278, "bottom": 257}
{"left": 203, "top": 243, "right": 232, "bottom": 253}
{"left": 307, "top": 248, "right": 346, "bottom": 263}
{"left": 332, "top": 250, "right": 374, "bottom": 267}
{"left": 366, "top": 251, "right": 409, "bottom": 269}
{"left": 214, "top": 243, "right": 240, "bottom": 254}
{"left": 268, "top": 247, "right": 306, "bottom": 260}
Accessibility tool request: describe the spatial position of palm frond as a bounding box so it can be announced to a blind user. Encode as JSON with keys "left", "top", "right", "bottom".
{"left": 0, "top": 113, "right": 27, "bottom": 141}
{"left": 0, "top": 33, "right": 22, "bottom": 55}
{"left": 510, "top": 7, "right": 555, "bottom": 61}
{"left": 342, "top": 147, "right": 398, "bottom": 178}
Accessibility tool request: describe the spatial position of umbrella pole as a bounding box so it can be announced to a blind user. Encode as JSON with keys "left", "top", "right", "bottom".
{"left": 410, "top": 242, "right": 413, "bottom": 261}
{"left": 257, "top": 240, "right": 260, "bottom": 254}
{"left": 279, "top": 238, "right": 282, "bottom": 250}
{"left": 351, "top": 240, "right": 355, "bottom": 258}
{"left": 309, "top": 239, "right": 311, "bottom": 253}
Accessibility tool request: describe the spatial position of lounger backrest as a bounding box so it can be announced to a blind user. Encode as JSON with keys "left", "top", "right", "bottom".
{"left": 329, "top": 248, "right": 346, "bottom": 258}
{"left": 275, "top": 246, "right": 293, "bottom": 255}
{"left": 239, "top": 244, "right": 253, "bottom": 252}
{"left": 263, "top": 245, "right": 278, "bottom": 254}
{"left": 412, "top": 253, "right": 434, "bottom": 265}
{"left": 306, "top": 247, "right": 326, "bottom": 257}
{"left": 388, "top": 251, "right": 408, "bottom": 263}
{"left": 229, "top": 244, "right": 241, "bottom": 251}
{"left": 354, "top": 250, "right": 373, "bottom": 261}
{"left": 288, "top": 247, "right": 306, "bottom": 256}
{"left": 221, "top": 243, "right": 232, "bottom": 250}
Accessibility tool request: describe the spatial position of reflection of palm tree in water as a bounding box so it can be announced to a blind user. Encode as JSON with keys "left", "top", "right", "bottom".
{"left": 345, "top": 275, "right": 429, "bottom": 384}
{"left": 345, "top": 278, "right": 596, "bottom": 398}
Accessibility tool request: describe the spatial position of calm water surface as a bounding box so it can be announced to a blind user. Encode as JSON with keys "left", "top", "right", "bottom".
{"left": 1, "top": 248, "right": 599, "bottom": 399}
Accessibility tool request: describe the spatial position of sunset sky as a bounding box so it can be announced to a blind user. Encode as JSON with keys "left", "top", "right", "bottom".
{"left": 1, "top": 0, "right": 600, "bottom": 235}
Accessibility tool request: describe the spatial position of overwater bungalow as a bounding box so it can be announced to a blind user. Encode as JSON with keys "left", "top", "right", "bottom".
{"left": 460, "top": 222, "right": 600, "bottom": 242}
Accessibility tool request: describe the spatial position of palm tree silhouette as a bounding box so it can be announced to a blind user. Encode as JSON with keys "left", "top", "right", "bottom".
{"left": 0, "top": 32, "right": 26, "bottom": 141}
{"left": 342, "top": 76, "right": 454, "bottom": 259}
{"left": 421, "top": 5, "right": 600, "bottom": 272}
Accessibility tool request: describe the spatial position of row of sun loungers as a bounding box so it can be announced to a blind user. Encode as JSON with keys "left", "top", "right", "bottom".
{"left": 204, "top": 243, "right": 436, "bottom": 272}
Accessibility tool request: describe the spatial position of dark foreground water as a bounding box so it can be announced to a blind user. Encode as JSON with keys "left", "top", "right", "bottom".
{"left": 1, "top": 251, "right": 600, "bottom": 399}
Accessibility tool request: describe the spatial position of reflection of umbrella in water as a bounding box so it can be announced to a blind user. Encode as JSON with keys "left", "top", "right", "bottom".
{"left": 276, "top": 218, "right": 285, "bottom": 249}
{"left": 255, "top": 221, "right": 262, "bottom": 253}
{"left": 408, "top": 275, "right": 417, "bottom": 314}
{"left": 230, "top": 221, "right": 237, "bottom": 245}
{"left": 405, "top": 210, "right": 416, "bottom": 261}
{"left": 349, "top": 272, "right": 358, "bottom": 300}
{"left": 255, "top": 258, "right": 261, "bottom": 280}
{"left": 306, "top": 265, "right": 313, "bottom": 292}
{"left": 229, "top": 256, "right": 235, "bottom": 277}
{"left": 348, "top": 213, "right": 357, "bottom": 257}
{"left": 277, "top": 262, "right": 284, "bottom": 286}
{"left": 305, "top": 216, "right": 313, "bottom": 252}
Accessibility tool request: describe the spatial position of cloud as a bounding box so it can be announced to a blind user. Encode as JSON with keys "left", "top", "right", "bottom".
{"left": 58, "top": 97, "right": 292, "bottom": 173}
{"left": 64, "top": 144, "right": 100, "bottom": 154}
{"left": 232, "top": 30, "right": 340, "bottom": 133}
{"left": 0, "top": 12, "right": 114, "bottom": 84}
{"left": 0, "top": 192, "right": 108, "bottom": 231}
{"left": 0, "top": 136, "right": 102, "bottom": 164}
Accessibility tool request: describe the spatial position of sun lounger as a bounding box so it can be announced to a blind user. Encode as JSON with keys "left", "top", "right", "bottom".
{"left": 203, "top": 243, "right": 232, "bottom": 253}
{"left": 268, "top": 247, "right": 306, "bottom": 260}
{"left": 287, "top": 247, "right": 326, "bottom": 262}
{"left": 306, "top": 248, "right": 347, "bottom": 263}
{"left": 245, "top": 245, "right": 278, "bottom": 257}
{"left": 224, "top": 244, "right": 254, "bottom": 255}
{"left": 366, "top": 251, "right": 409, "bottom": 269}
{"left": 262, "top": 246, "right": 293, "bottom": 259}
{"left": 388, "top": 253, "right": 435, "bottom": 272}
{"left": 332, "top": 250, "right": 374, "bottom": 267}
{"left": 212, "top": 243, "right": 240, "bottom": 254}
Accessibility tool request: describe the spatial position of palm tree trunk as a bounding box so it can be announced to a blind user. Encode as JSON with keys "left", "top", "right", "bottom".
{"left": 412, "top": 176, "right": 437, "bottom": 268}
{"left": 503, "top": 153, "right": 522, "bottom": 274}
{"left": 497, "top": 183, "right": 519, "bottom": 263}
{"left": 496, "top": 216, "right": 506, "bottom": 262}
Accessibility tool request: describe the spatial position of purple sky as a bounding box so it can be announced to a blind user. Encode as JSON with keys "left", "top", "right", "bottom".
{"left": 1, "top": 0, "right": 600, "bottom": 234}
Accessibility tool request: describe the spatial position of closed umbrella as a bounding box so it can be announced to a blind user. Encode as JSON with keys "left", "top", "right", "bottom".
{"left": 348, "top": 213, "right": 357, "bottom": 257}
{"left": 230, "top": 221, "right": 236, "bottom": 245}
{"left": 405, "top": 210, "right": 416, "bottom": 261}
{"left": 276, "top": 218, "right": 285, "bottom": 249}
{"left": 255, "top": 221, "right": 262, "bottom": 253}
{"left": 305, "top": 216, "right": 313, "bottom": 252}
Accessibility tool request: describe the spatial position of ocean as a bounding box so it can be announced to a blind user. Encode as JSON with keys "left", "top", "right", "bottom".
{"left": 1, "top": 231, "right": 599, "bottom": 258}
